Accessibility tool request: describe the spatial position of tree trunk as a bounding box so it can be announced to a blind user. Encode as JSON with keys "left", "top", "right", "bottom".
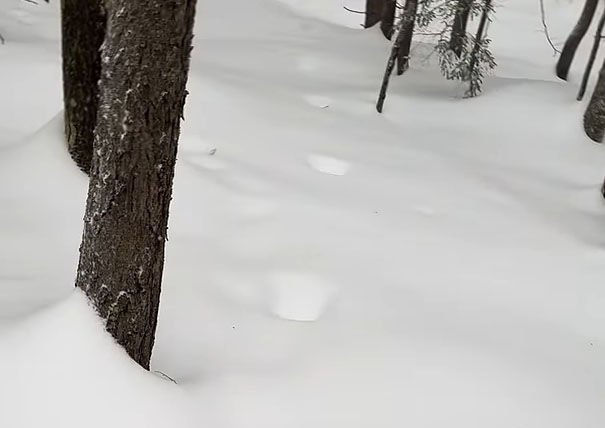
{"left": 556, "top": 0, "right": 599, "bottom": 81}
{"left": 578, "top": 5, "right": 605, "bottom": 101}
{"left": 584, "top": 57, "right": 605, "bottom": 142}
{"left": 450, "top": 0, "right": 472, "bottom": 58}
{"left": 376, "top": 31, "right": 402, "bottom": 113}
{"left": 396, "top": 0, "right": 418, "bottom": 75}
{"left": 380, "top": 0, "right": 397, "bottom": 40}
{"left": 60, "top": 0, "right": 105, "bottom": 174}
{"left": 466, "top": 0, "right": 491, "bottom": 97}
{"left": 75, "top": 0, "right": 197, "bottom": 370}
{"left": 365, "top": 0, "right": 385, "bottom": 28}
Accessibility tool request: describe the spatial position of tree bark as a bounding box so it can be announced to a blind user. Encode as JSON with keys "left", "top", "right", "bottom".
{"left": 60, "top": 0, "right": 105, "bottom": 174}
{"left": 380, "top": 0, "right": 397, "bottom": 40}
{"left": 556, "top": 0, "right": 599, "bottom": 81}
{"left": 450, "top": 0, "right": 472, "bottom": 58}
{"left": 577, "top": 5, "right": 605, "bottom": 101}
{"left": 584, "top": 57, "right": 605, "bottom": 142}
{"left": 466, "top": 0, "right": 491, "bottom": 97}
{"left": 75, "top": 0, "right": 197, "bottom": 370}
{"left": 396, "top": 0, "right": 418, "bottom": 75}
{"left": 376, "top": 33, "right": 402, "bottom": 113}
{"left": 365, "top": 0, "right": 385, "bottom": 29}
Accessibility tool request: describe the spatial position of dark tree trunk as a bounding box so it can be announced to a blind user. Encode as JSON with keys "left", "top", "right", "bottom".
{"left": 376, "top": 33, "right": 402, "bottom": 113}
{"left": 376, "top": 0, "right": 418, "bottom": 113}
{"left": 584, "top": 57, "right": 605, "bottom": 142}
{"left": 75, "top": 0, "right": 197, "bottom": 370}
{"left": 578, "top": 6, "right": 605, "bottom": 101}
{"left": 380, "top": 0, "right": 397, "bottom": 40}
{"left": 556, "top": 0, "right": 599, "bottom": 81}
{"left": 450, "top": 0, "right": 472, "bottom": 58}
{"left": 60, "top": 0, "right": 105, "bottom": 174}
{"left": 466, "top": 0, "right": 491, "bottom": 97}
{"left": 365, "top": 0, "right": 385, "bottom": 28}
{"left": 396, "top": 0, "right": 418, "bottom": 75}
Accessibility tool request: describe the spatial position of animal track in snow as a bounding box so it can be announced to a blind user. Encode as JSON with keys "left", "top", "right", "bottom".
{"left": 269, "top": 272, "right": 337, "bottom": 322}
{"left": 307, "top": 154, "right": 351, "bottom": 176}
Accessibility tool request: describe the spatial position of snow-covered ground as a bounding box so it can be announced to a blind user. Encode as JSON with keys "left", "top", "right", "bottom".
{"left": 1, "top": 0, "right": 605, "bottom": 427}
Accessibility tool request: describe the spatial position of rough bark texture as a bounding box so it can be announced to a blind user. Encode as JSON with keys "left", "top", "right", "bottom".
{"left": 75, "top": 0, "right": 197, "bottom": 370}
{"left": 584, "top": 57, "right": 605, "bottom": 142}
{"left": 60, "top": 0, "right": 105, "bottom": 174}
{"left": 578, "top": 6, "right": 605, "bottom": 101}
{"left": 450, "top": 0, "right": 472, "bottom": 58}
{"left": 376, "top": 33, "right": 402, "bottom": 113}
{"left": 365, "top": 0, "right": 385, "bottom": 29}
{"left": 376, "top": 1, "right": 417, "bottom": 113}
{"left": 466, "top": 0, "right": 491, "bottom": 97}
{"left": 556, "top": 0, "right": 598, "bottom": 81}
{"left": 380, "top": 0, "right": 397, "bottom": 40}
{"left": 396, "top": 0, "right": 418, "bottom": 75}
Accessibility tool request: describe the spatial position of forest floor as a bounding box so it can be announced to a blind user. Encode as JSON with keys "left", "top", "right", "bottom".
{"left": 1, "top": 0, "right": 605, "bottom": 427}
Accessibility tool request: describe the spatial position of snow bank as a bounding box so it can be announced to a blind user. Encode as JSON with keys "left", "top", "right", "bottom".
{"left": 0, "top": 291, "right": 196, "bottom": 428}
{"left": 0, "top": 115, "right": 86, "bottom": 319}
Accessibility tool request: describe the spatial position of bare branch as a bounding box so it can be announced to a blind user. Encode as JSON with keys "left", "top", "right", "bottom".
{"left": 154, "top": 371, "right": 178, "bottom": 384}
{"left": 539, "top": 0, "right": 561, "bottom": 55}
{"left": 343, "top": 6, "right": 366, "bottom": 14}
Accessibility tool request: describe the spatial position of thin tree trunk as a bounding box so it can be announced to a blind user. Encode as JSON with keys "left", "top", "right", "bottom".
{"left": 365, "top": 0, "right": 385, "bottom": 28}
{"left": 376, "top": 8, "right": 414, "bottom": 113}
{"left": 380, "top": 0, "right": 397, "bottom": 40}
{"left": 450, "top": 0, "right": 472, "bottom": 58}
{"left": 556, "top": 0, "right": 599, "bottom": 81}
{"left": 578, "top": 5, "right": 605, "bottom": 101}
{"left": 466, "top": 0, "right": 491, "bottom": 97}
{"left": 60, "top": 0, "right": 105, "bottom": 174}
{"left": 75, "top": 0, "right": 197, "bottom": 370}
{"left": 584, "top": 57, "right": 605, "bottom": 142}
{"left": 396, "top": 0, "right": 418, "bottom": 75}
{"left": 376, "top": 36, "right": 401, "bottom": 113}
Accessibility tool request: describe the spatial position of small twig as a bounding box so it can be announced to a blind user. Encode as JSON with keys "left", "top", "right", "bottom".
{"left": 153, "top": 370, "right": 178, "bottom": 384}
{"left": 0, "top": 32, "right": 4, "bottom": 45}
{"left": 23, "top": 0, "right": 39, "bottom": 4}
{"left": 343, "top": 6, "right": 365, "bottom": 14}
{"left": 539, "top": 0, "right": 561, "bottom": 55}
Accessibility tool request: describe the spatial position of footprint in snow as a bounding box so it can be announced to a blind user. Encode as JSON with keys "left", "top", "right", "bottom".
{"left": 307, "top": 154, "right": 351, "bottom": 176}
{"left": 269, "top": 272, "right": 337, "bottom": 322}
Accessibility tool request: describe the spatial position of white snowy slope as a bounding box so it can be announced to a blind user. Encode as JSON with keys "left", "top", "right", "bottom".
{"left": 1, "top": 0, "right": 605, "bottom": 427}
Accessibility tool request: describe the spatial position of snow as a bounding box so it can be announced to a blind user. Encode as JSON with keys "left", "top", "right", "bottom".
{"left": 307, "top": 154, "right": 351, "bottom": 176}
{"left": 2, "top": 0, "right": 605, "bottom": 427}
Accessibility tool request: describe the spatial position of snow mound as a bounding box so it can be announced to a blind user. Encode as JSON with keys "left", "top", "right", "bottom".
{"left": 0, "top": 290, "right": 196, "bottom": 428}
{"left": 0, "top": 115, "right": 87, "bottom": 319}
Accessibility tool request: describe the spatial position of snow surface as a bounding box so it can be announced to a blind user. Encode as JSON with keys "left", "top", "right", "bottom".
{"left": 2, "top": 0, "right": 605, "bottom": 427}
